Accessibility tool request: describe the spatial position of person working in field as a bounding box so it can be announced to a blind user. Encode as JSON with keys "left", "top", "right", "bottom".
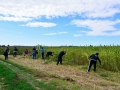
{"left": 40, "top": 47, "right": 45, "bottom": 60}
{"left": 32, "top": 47, "right": 38, "bottom": 59}
{"left": 56, "top": 50, "right": 66, "bottom": 65}
{"left": 46, "top": 51, "right": 54, "bottom": 59}
{"left": 3, "top": 45, "right": 10, "bottom": 60}
{"left": 13, "top": 47, "right": 18, "bottom": 59}
{"left": 24, "top": 49, "right": 29, "bottom": 58}
{"left": 87, "top": 53, "right": 101, "bottom": 72}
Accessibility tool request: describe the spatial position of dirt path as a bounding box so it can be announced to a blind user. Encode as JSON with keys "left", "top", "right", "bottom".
{"left": 1, "top": 55, "right": 120, "bottom": 90}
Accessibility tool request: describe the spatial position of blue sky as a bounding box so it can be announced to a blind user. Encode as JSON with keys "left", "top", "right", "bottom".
{"left": 0, "top": 0, "right": 120, "bottom": 46}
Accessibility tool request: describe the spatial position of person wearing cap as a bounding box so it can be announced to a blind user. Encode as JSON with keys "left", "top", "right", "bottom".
{"left": 56, "top": 51, "right": 66, "bottom": 65}
{"left": 87, "top": 53, "right": 101, "bottom": 72}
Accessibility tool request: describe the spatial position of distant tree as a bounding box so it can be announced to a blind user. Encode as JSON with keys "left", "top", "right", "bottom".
{"left": 89, "top": 45, "right": 93, "bottom": 47}
{"left": 2, "top": 45, "right": 5, "bottom": 47}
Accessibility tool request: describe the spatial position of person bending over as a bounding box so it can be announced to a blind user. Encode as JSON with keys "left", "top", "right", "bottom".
{"left": 87, "top": 53, "right": 101, "bottom": 72}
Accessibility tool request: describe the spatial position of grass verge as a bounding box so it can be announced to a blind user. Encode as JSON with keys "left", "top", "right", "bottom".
{"left": 0, "top": 63, "right": 36, "bottom": 90}
{"left": 0, "top": 58, "right": 81, "bottom": 90}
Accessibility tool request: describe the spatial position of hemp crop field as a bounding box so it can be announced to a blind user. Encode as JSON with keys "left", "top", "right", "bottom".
{"left": 0, "top": 45, "right": 120, "bottom": 90}
{"left": 0, "top": 45, "right": 120, "bottom": 72}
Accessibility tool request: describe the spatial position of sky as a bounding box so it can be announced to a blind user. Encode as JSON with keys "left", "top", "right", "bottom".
{"left": 0, "top": 0, "right": 120, "bottom": 46}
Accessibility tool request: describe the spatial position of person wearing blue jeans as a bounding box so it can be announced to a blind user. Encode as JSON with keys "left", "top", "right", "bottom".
{"left": 32, "top": 47, "right": 38, "bottom": 59}
{"left": 32, "top": 51, "right": 36, "bottom": 59}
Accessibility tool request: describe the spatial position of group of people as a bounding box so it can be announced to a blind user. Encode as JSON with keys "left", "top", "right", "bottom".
{"left": 3, "top": 46, "right": 18, "bottom": 59}
{"left": 56, "top": 51, "right": 101, "bottom": 73}
{"left": 3, "top": 45, "right": 101, "bottom": 72}
{"left": 31, "top": 47, "right": 55, "bottom": 60}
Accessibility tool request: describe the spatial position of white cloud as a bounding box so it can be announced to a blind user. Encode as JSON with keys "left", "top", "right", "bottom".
{"left": 58, "top": 32, "right": 68, "bottom": 34}
{"left": 21, "top": 22, "right": 56, "bottom": 27}
{"left": 44, "top": 33, "right": 57, "bottom": 36}
{"left": 0, "top": 16, "right": 32, "bottom": 22}
{"left": 0, "top": 0, "right": 120, "bottom": 22}
{"left": 44, "top": 32, "right": 68, "bottom": 36}
{"left": 71, "top": 19, "right": 120, "bottom": 36}
{"left": 82, "top": 0, "right": 120, "bottom": 18}
{"left": 74, "top": 34, "right": 82, "bottom": 37}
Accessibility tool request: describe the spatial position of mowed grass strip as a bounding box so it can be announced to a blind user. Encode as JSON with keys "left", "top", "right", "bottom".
{"left": 0, "top": 58, "right": 81, "bottom": 90}
{"left": 0, "top": 59, "right": 56, "bottom": 90}
{"left": 0, "top": 63, "right": 36, "bottom": 90}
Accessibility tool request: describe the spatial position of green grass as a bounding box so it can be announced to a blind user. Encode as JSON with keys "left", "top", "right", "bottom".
{"left": 95, "top": 68, "right": 120, "bottom": 83}
{"left": 0, "top": 59, "right": 56, "bottom": 90}
{"left": 0, "top": 58, "right": 82, "bottom": 90}
{"left": 48, "top": 79, "right": 81, "bottom": 90}
{"left": 0, "top": 56, "right": 120, "bottom": 90}
{"left": 0, "top": 63, "right": 36, "bottom": 90}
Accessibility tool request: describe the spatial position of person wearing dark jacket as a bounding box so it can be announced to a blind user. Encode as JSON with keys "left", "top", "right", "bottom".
{"left": 57, "top": 51, "right": 66, "bottom": 65}
{"left": 32, "top": 47, "right": 38, "bottom": 59}
{"left": 13, "top": 47, "right": 18, "bottom": 59}
{"left": 46, "top": 51, "right": 54, "bottom": 59}
{"left": 3, "top": 45, "right": 9, "bottom": 60}
{"left": 87, "top": 53, "right": 101, "bottom": 72}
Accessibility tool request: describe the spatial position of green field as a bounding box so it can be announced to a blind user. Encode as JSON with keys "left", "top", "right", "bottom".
{"left": 1, "top": 45, "right": 120, "bottom": 72}
{"left": 0, "top": 45, "right": 120, "bottom": 90}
